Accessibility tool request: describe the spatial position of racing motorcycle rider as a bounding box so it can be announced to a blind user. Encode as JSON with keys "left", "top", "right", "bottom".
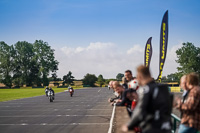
{"left": 49, "top": 87, "right": 55, "bottom": 99}
{"left": 68, "top": 86, "right": 74, "bottom": 93}
{"left": 45, "top": 86, "right": 49, "bottom": 97}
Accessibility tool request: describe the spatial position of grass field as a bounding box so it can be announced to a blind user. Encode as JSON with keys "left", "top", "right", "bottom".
{"left": 0, "top": 87, "right": 82, "bottom": 102}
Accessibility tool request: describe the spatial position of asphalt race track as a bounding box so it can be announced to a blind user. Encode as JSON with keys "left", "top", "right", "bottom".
{"left": 0, "top": 87, "right": 114, "bottom": 133}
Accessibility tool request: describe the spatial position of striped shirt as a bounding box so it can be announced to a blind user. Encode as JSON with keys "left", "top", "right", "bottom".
{"left": 178, "top": 86, "right": 200, "bottom": 130}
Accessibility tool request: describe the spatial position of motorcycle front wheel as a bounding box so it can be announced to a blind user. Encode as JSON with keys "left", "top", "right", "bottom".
{"left": 50, "top": 97, "right": 53, "bottom": 102}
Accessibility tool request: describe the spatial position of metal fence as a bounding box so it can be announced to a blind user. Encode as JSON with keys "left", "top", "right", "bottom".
{"left": 171, "top": 113, "right": 181, "bottom": 133}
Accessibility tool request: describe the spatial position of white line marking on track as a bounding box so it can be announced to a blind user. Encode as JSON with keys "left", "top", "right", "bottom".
{"left": 98, "top": 89, "right": 102, "bottom": 93}
{"left": 0, "top": 115, "right": 111, "bottom": 117}
{"left": 0, "top": 106, "right": 21, "bottom": 107}
{"left": 0, "top": 105, "right": 109, "bottom": 108}
{"left": 0, "top": 102, "right": 107, "bottom": 104}
{"left": 0, "top": 109, "right": 112, "bottom": 111}
{"left": 108, "top": 104, "right": 116, "bottom": 133}
{"left": 21, "top": 123, "right": 28, "bottom": 125}
{"left": 0, "top": 123, "right": 109, "bottom": 126}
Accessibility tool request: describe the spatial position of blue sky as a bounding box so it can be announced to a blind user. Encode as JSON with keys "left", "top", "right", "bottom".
{"left": 0, "top": 0, "right": 200, "bottom": 79}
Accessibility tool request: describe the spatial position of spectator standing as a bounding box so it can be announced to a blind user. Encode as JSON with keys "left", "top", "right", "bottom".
{"left": 175, "top": 75, "right": 189, "bottom": 118}
{"left": 122, "top": 65, "right": 171, "bottom": 133}
{"left": 180, "top": 75, "right": 188, "bottom": 98}
{"left": 108, "top": 81, "right": 120, "bottom": 103}
{"left": 113, "top": 81, "right": 125, "bottom": 104}
{"left": 175, "top": 73, "right": 200, "bottom": 133}
{"left": 121, "top": 77, "right": 128, "bottom": 89}
{"left": 125, "top": 70, "right": 138, "bottom": 89}
{"left": 108, "top": 81, "right": 114, "bottom": 90}
{"left": 124, "top": 70, "right": 135, "bottom": 83}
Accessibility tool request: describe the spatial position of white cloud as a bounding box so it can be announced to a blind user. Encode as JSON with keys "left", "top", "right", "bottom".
{"left": 75, "top": 47, "right": 85, "bottom": 53}
{"left": 127, "top": 45, "right": 143, "bottom": 55}
{"left": 86, "top": 42, "right": 114, "bottom": 51}
{"left": 60, "top": 42, "right": 114, "bottom": 57}
{"left": 60, "top": 47, "right": 74, "bottom": 56}
{"left": 54, "top": 42, "right": 181, "bottom": 79}
{"left": 167, "top": 43, "right": 182, "bottom": 60}
{"left": 56, "top": 42, "right": 121, "bottom": 79}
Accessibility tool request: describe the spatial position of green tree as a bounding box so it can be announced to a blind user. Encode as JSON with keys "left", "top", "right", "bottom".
{"left": 63, "top": 71, "right": 74, "bottom": 85}
{"left": 0, "top": 40, "right": 59, "bottom": 87}
{"left": 176, "top": 42, "right": 200, "bottom": 75}
{"left": 51, "top": 73, "right": 58, "bottom": 81}
{"left": 166, "top": 73, "right": 181, "bottom": 82}
{"left": 116, "top": 73, "right": 124, "bottom": 80}
{"left": 161, "top": 76, "right": 167, "bottom": 82}
{"left": 97, "top": 74, "right": 105, "bottom": 87}
{"left": 0, "top": 42, "right": 14, "bottom": 88}
{"left": 29, "top": 60, "right": 41, "bottom": 86}
{"left": 49, "top": 73, "right": 60, "bottom": 86}
{"left": 13, "top": 41, "right": 35, "bottom": 86}
{"left": 82, "top": 73, "right": 97, "bottom": 87}
{"left": 33, "top": 40, "right": 59, "bottom": 86}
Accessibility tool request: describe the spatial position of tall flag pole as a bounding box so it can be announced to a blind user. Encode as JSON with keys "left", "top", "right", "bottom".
{"left": 144, "top": 37, "right": 153, "bottom": 68}
{"left": 157, "top": 10, "right": 169, "bottom": 82}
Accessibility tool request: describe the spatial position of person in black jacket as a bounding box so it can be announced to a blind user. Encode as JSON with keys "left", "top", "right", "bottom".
{"left": 112, "top": 81, "right": 138, "bottom": 114}
{"left": 122, "top": 65, "right": 171, "bottom": 133}
{"left": 116, "top": 88, "right": 138, "bottom": 116}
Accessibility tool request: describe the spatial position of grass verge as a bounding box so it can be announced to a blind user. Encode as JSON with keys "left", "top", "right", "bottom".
{"left": 0, "top": 87, "right": 82, "bottom": 102}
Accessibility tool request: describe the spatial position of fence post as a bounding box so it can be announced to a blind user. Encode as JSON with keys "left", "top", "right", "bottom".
{"left": 171, "top": 113, "right": 181, "bottom": 133}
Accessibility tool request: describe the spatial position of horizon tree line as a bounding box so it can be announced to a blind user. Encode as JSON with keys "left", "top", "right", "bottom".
{"left": 0, "top": 40, "right": 58, "bottom": 88}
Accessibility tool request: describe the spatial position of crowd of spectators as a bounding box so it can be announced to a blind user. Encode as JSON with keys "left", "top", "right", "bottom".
{"left": 107, "top": 65, "right": 200, "bottom": 133}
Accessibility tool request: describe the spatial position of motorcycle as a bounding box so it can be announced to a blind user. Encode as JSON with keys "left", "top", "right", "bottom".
{"left": 47, "top": 90, "right": 54, "bottom": 102}
{"left": 69, "top": 89, "right": 73, "bottom": 97}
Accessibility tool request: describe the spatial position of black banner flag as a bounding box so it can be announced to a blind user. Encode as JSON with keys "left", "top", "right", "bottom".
{"left": 157, "top": 10, "right": 168, "bottom": 82}
{"left": 144, "top": 37, "right": 153, "bottom": 67}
